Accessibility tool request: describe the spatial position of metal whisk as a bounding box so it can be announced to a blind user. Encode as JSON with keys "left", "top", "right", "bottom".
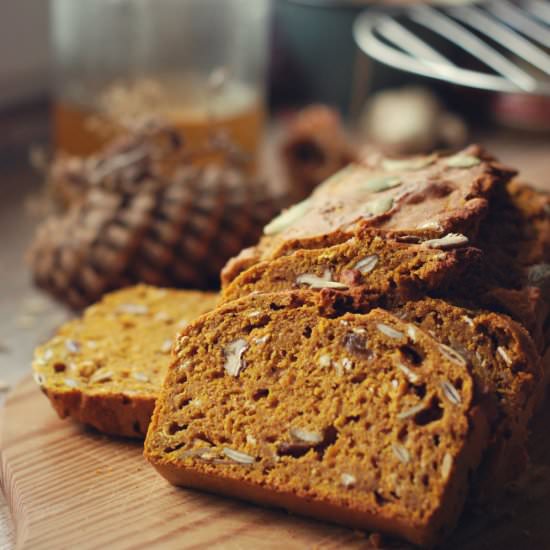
{"left": 354, "top": 0, "right": 550, "bottom": 95}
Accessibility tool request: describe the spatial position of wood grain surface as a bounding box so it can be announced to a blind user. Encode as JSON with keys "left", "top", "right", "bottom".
{"left": 2, "top": 375, "right": 550, "bottom": 549}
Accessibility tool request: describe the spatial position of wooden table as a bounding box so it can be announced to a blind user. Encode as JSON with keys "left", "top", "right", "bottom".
{"left": 0, "top": 102, "right": 549, "bottom": 549}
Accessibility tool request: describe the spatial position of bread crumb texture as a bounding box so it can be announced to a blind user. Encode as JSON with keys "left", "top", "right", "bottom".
{"left": 145, "top": 291, "right": 489, "bottom": 546}
{"left": 32, "top": 285, "right": 218, "bottom": 437}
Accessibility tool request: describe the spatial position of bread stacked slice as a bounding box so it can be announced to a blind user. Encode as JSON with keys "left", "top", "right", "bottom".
{"left": 31, "top": 144, "right": 549, "bottom": 546}
{"left": 143, "top": 145, "right": 549, "bottom": 546}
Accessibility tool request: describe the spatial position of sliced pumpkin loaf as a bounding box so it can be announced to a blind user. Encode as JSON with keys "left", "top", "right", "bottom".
{"left": 395, "top": 297, "right": 543, "bottom": 492}
{"left": 32, "top": 285, "right": 218, "bottom": 437}
{"left": 145, "top": 291, "right": 490, "bottom": 547}
{"left": 445, "top": 181, "right": 550, "bottom": 353}
{"left": 220, "top": 229, "right": 479, "bottom": 306}
{"left": 221, "top": 145, "right": 515, "bottom": 285}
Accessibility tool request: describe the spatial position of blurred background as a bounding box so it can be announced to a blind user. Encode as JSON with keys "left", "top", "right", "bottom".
{"left": 0, "top": 0, "right": 549, "bottom": 385}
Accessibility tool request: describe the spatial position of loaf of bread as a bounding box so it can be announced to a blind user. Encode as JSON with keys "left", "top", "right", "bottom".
{"left": 220, "top": 229, "right": 480, "bottom": 306}
{"left": 32, "top": 285, "right": 218, "bottom": 437}
{"left": 145, "top": 291, "right": 490, "bottom": 547}
{"left": 221, "top": 145, "right": 515, "bottom": 286}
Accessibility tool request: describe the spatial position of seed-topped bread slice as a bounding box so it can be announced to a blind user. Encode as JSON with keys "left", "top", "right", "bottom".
{"left": 221, "top": 145, "right": 515, "bottom": 285}
{"left": 145, "top": 291, "right": 490, "bottom": 547}
{"left": 32, "top": 285, "right": 218, "bottom": 437}
{"left": 395, "top": 297, "right": 543, "bottom": 492}
{"left": 220, "top": 230, "right": 480, "bottom": 305}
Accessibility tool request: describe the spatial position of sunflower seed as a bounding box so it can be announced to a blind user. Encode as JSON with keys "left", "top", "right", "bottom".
{"left": 154, "top": 311, "right": 171, "bottom": 322}
{"left": 377, "top": 323, "right": 404, "bottom": 340}
{"left": 397, "top": 363, "right": 420, "bottom": 384}
{"left": 441, "top": 380, "right": 461, "bottom": 405}
{"left": 160, "top": 339, "right": 173, "bottom": 354}
{"left": 290, "top": 427, "right": 323, "bottom": 444}
{"left": 295, "top": 273, "right": 348, "bottom": 290}
{"left": 392, "top": 442, "right": 410, "bottom": 464}
{"left": 354, "top": 255, "right": 379, "bottom": 274}
{"left": 223, "top": 447, "right": 256, "bottom": 465}
{"left": 340, "top": 357, "right": 354, "bottom": 372}
{"left": 247, "top": 310, "right": 262, "bottom": 317}
{"left": 406, "top": 325, "right": 418, "bottom": 342}
{"left": 264, "top": 198, "right": 311, "bottom": 235}
{"left": 497, "top": 346, "right": 513, "bottom": 366}
{"left": 417, "top": 220, "right": 443, "bottom": 231}
{"left": 441, "top": 452, "right": 453, "bottom": 481}
{"left": 439, "top": 344, "right": 467, "bottom": 367}
{"left": 224, "top": 339, "right": 248, "bottom": 377}
{"left": 365, "top": 196, "right": 394, "bottom": 217}
{"left": 65, "top": 340, "right": 81, "bottom": 354}
{"left": 117, "top": 303, "right": 149, "bottom": 315}
{"left": 90, "top": 370, "right": 114, "bottom": 383}
{"left": 363, "top": 176, "right": 402, "bottom": 192}
{"left": 177, "top": 360, "right": 191, "bottom": 371}
{"left": 180, "top": 447, "right": 215, "bottom": 460}
{"left": 318, "top": 354, "right": 332, "bottom": 368}
{"left": 395, "top": 234, "right": 422, "bottom": 244}
{"left": 422, "top": 233, "right": 469, "bottom": 250}
{"left": 341, "top": 473, "right": 357, "bottom": 487}
{"left": 77, "top": 361, "right": 96, "bottom": 377}
{"left": 446, "top": 155, "right": 480, "bottom": 168}
{"left": 397, "top": 401, "right": 427, "bottom": 420}
{"left": 462, "top": 316, "right": 475, "bottom": 328}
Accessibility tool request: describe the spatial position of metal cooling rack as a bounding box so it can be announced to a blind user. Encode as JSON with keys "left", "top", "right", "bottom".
{"left": 354, "top": 0, "right": 550, "bottom": 95}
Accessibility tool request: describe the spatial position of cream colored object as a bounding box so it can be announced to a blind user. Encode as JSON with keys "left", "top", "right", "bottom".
{"left": 359, "top": 86, "right": 467, "bottom": 155}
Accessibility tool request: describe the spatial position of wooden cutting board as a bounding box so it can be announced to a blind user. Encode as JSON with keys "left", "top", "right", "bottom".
{"left": 2, "top": 375, "right": 550, "bottom": 550}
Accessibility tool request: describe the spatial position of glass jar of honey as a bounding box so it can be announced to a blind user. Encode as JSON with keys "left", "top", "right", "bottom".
{"left": 51, "top": 0, "right": 270, "bottom": 166}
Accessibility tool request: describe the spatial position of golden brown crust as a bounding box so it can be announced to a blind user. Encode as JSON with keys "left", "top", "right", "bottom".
{"left": 32, "top": 285, "right": 218, "bottom": 438}
{"left": 43, "top": 387, "right": 156, "bottom": 438}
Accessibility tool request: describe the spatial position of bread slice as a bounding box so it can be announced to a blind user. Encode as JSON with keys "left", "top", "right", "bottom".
{"left": 444, "top": 181, "right": 550, "bottom": 353}
{"left": 221, "top": 145, "right": 515, "bottom": 285}
{"left": 395, "top": 298, "right": 543, "bottom": 492}
{"left": 32, "top": 285, "right": 218, "bottom": 437}
{"left": 145, "top": 291, "right": 490, "bottom": 547}
{"left": 220, "top": 230, "right": 480, "bottom": 306}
